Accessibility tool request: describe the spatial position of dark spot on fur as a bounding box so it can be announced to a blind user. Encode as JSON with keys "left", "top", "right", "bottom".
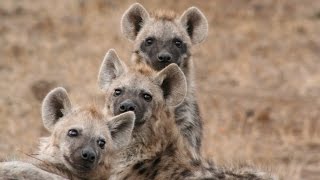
{"left": 151, "top": 156, "right": 161, "bottom": 168}
{"left": 133, "top": 161, "right": 144, "bottom": 170}
{"left": 191, "top": 159, "right": 201, "bottom": 167}
{"left": 163, "top": 142, "right": 176, "bottom": 157}
{"left": 149, "top": 169, "right": 158, "bottom": 179}
{"left": 180, "top": 169, "right": 192, "bottom": 177}
{"left": 138, "top": 167, "right": 147, "bottom": 174}
{"left": 133, "top": 161, "right": 147, "bottom": 175}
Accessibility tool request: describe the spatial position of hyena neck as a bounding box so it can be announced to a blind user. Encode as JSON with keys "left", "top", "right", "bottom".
{"left": 119, "top": 106, "right": 187, "bottom": 159}
{"left": 112, "top": 106, "right": 202, "bottom": 179}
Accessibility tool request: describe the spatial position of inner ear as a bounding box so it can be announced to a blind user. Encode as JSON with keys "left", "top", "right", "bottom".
{"left": 52, "top": 98, "right": 64, "bottom": 120}
{"left": 161, "top": 78, "right": 171, "bottom": 99}
{"left": 129, "top": 12, "right": 143, "bottom": 37}
{"left": 156, "top": 64, "right": 187, "bottom": 106}
{"left": 186, "top": 14, "right": 200, "bottom": 39}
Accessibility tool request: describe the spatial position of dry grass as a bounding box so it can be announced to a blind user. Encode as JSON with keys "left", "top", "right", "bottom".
{"left": 1, "top": 0, "right": 320, "bottom": 179}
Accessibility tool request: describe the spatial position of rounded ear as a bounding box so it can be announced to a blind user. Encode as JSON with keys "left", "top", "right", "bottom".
{"left": 121, "top": 3, "right": 150, "bottom": 41}
{"left": 41, "top": 87, "right": 72, "bottom": 131}
{"left": 180, "top": 7, "right": 208, "bottom": 44}
{"left": 154, "top": 64, "right": 187, "bottom": 106}
{"left": 98, "top": 49, "right": 126, "bottom": 89}
{"left": 107, "top": 112, "right": 135, "bottom": 149}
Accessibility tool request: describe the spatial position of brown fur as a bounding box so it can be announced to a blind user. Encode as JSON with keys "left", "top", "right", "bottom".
{"left": 121, "top": 3, "right": 208, "bottom": 160}
{"left": 98, "top": 50, "right": 275, "bottom": 180}
{"left": 0, "top": 87, "right": 135, "bottom": 180}
{"left": 150, "top": 9, "right": 178, "bottom": 21}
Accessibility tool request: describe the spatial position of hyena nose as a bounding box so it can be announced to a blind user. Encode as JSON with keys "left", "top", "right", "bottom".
{"left": 119, "top": 100, "right": 136, "bottom": 112}
{"left": 157, "top": 52, "right": 172, "bottom": 62}
{"left": 81, "top": 148, "right": 96, "bottom": 163}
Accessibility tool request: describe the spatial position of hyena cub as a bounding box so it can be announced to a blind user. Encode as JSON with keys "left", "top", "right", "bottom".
{"left": 121, "top": 3, "right": 208, "bottom": 158}
{"left": 98, "top": 49, "right": 275, "bottom": 180}
{"left": 0, "top": 87, "right": 135, "bottom": 179}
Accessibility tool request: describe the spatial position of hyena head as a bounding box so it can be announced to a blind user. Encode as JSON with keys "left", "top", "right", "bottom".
{"left": 121, "top": 3, "right": 208, "bottom": 71}
{"left": 41, "top": 87, "right": 135, "bottom": 177}
{"left": 98, "top": 49, "right": 187, "bottom": 129}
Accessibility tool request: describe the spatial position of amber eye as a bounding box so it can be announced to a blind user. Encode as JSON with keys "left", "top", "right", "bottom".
{"left": 68, "top": 129, "right": 78, "bottom": 137}
{"left": 97, "top": 139, "right": 106, "bottom": 149}
{"left": 174, "top": 39, "right": 182, "bottom": 48}
{"left": 114, "top": 89, "right": 122, "bottom": 96}
{"left": 143, "top": 93, "right": 152, "bottom": 102}
{"left": 145, "top": 37, "right": 154, "bottom": 46}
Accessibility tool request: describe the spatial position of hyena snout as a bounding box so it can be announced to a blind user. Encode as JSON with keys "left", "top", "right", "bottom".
{"left": 114, "top": 98, "right": 146, "bottom": 126}
{"left": 81, "top": 147, "right": 96, "bottom": 163}
{"left": 119, "top": 99, "right": 136, "bottom": 112}
{"left": 157, "top": 50, "right": 172, "bottom": 63}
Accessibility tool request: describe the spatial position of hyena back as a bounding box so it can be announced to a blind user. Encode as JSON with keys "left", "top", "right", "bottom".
{"left": 121, "top": 3, "right": 208, "bottom": 158}
{"left": 0, "top": 87, "right": 135, "bottom": 179}
{"left": 98, "top": 49, "right": 275, "bottom": 180}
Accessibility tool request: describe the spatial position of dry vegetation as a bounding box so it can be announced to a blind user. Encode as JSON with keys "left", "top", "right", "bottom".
{"left": 1, "top": 0, "right": 320, "bottom": 179}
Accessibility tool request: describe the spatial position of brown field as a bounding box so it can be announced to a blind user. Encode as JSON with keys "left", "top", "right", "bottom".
{"left": 1, "top": 0, "right": 320, "bottom": 179}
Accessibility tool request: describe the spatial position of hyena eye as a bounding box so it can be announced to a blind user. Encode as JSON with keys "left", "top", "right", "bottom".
{"left": 113, "top": 89, "right": 122, "bottom": 96}
{"left": 143, "top": 93, "right": 152, "bottom": 102}
{"left": 173, "top": 39, "right": 182, "bottom": 48}
{"left": 145, "top": 37, "right": 154, "bottom": 46}
{"left": 97, "top": 139, "right": 106, "bottom": 149}
{"left": 68, "top": 129, "right": 78, "bottom": 137}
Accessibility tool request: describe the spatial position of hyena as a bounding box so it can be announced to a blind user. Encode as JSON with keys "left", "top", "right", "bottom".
{"left": 0, "top": 87, "right": 135, "bottom": 180}
{"left": 98, "top": 49, "right": 275, "bottom": 180}
{"left": 121, "top": 3, "right": 208, "bottom": 158}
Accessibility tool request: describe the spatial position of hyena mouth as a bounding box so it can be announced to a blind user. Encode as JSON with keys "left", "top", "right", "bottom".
{"left": 116, "top": 110, "right": 145, "bottom": 127}
{"left": 153, "top": 61, "right": 173, "bottom": 71}
{"left": 134, "top": 117, "right": 146, "bottom": 126}
{"left": 63, "top": 155, "right": 95, "bottom": 172}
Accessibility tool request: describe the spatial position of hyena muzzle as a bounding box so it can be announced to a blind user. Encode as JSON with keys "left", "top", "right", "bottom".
{"left": 121, "top": 3, "right": 208, "bottom": 158}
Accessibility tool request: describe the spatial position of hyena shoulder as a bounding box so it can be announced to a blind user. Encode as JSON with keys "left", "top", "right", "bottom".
{"left": 0, "top": 161, "right": 67, "bottom": 180}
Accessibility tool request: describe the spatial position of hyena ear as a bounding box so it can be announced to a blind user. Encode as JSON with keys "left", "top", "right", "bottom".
{"left": 155, "top": 64, "right": 187, "bottom": 106}
{"left": 180, "top": 7, "right": 208, "bottom": 44}
{"left": 107, "top": 112, "right": 135, "bottom": 149}
{"left": 41, "top": 87, "right": 72, "bottom": 131}
{"left": 98, "top": 49, "right": 126, "bottom": 89}
{"left": 121, "top": 3, "right": 150, "bottom": 41}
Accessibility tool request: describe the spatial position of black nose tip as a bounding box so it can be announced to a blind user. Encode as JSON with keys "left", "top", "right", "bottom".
{"left": 81, "top": 148, "right": 96, "bottom": 163}
{"left": 157, "top": 53, "right": 172, "bottom": 62}
{"left": 119, "top": 100, "right": 136, "bottom": 112}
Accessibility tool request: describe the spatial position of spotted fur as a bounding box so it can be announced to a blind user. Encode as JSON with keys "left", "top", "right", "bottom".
{"left": 121, "top": 3, "right": 208, "bottom": 159}
{"left": 98, "top": 50, "right": 276, "bottom": 180}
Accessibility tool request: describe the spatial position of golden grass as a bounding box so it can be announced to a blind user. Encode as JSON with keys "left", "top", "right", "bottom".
{"left": 0, "top": 0, "right": 320, "bottom": 179}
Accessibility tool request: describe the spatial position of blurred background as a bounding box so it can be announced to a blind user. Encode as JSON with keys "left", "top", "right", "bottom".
{"left": 1, "top": 0, "right": 320, "bottom": 179}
